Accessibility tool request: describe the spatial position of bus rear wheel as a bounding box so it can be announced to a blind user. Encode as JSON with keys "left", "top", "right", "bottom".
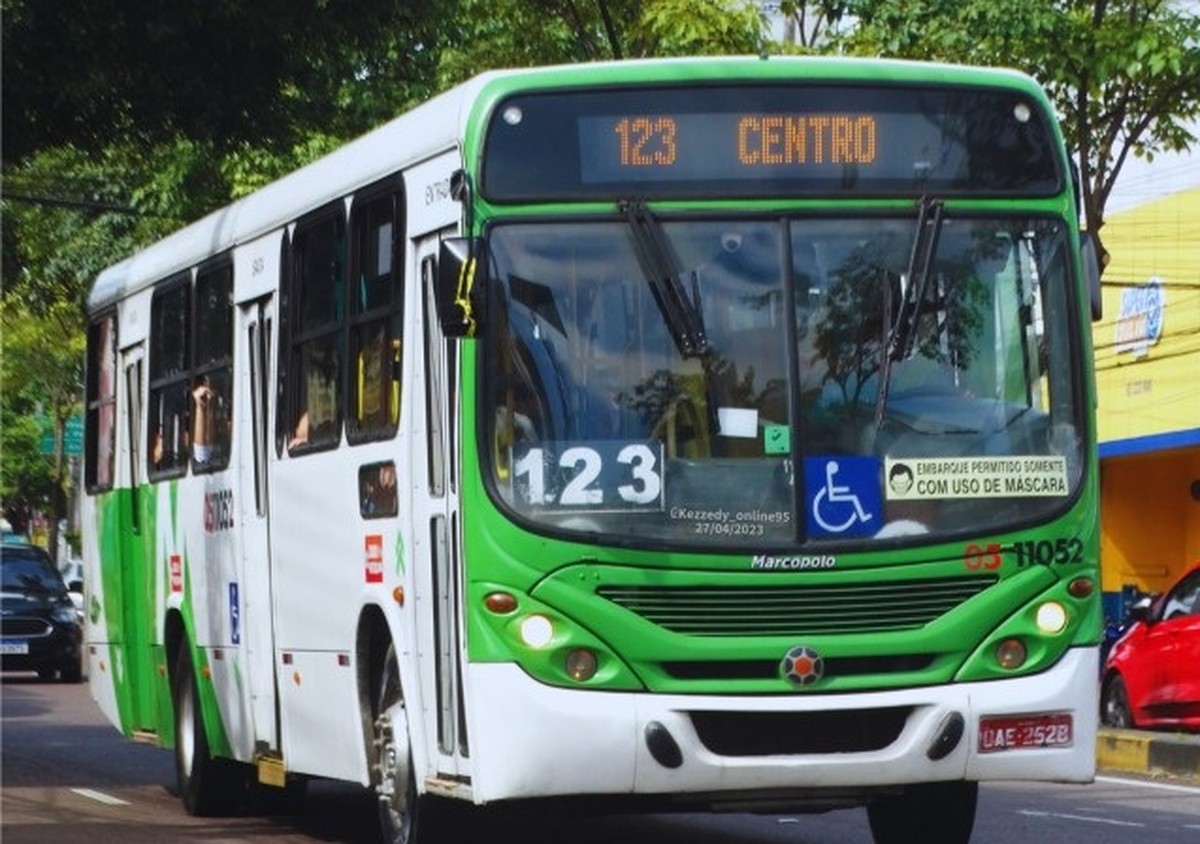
{"left": 867, "top": 781, "right": 977, "bottom": 844}
{"left": 174, "top": 643, "right": 245, "bottom": 816}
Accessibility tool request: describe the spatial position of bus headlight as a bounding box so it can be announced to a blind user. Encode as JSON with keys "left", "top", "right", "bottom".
{"left": 519, "top": 614, "right": 554, "bottom": 649}
{"left": 1035, "top": 601, "right": 1067, "bottom": 634}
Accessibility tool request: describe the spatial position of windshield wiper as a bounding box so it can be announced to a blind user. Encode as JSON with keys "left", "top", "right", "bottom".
{"left": 876, "top": 196, "right": 945, "bottom": 428}
{"left": 620, "top": 198, "right": 709, "bottom": 358}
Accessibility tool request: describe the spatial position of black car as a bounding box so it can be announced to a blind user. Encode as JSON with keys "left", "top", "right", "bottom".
{"left": 1, "top": 543, "right": 83, "bottom": 682}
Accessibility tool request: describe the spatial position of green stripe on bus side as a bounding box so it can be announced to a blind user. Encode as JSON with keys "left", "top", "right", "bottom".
{"left": 94, "top": 482, "right": 235, "bottom": 760}
{"left": 95, "top": 489, "right": 136, "bottom": 735}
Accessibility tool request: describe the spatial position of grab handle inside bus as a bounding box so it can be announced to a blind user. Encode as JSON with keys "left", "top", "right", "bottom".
{"left": 437, "top": 236, "right": 486, "bottom": 337}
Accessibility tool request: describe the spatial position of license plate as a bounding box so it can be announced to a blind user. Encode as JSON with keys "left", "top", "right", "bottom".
{"left": 978, "top": 713, "right": 1073, "bottom": 753}
{"left": 0, "top": 641, "right": 30, "bottom": 655}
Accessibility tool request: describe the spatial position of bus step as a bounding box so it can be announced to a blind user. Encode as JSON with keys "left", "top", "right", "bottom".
{"left": 256, "top": 754, "right": 287, "bottom": 788}
{"left": 424, "top": 776, "right": 473, "bottom": 801}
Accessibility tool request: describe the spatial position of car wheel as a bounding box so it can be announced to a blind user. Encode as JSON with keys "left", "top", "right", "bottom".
{"left": 867, "top": 781, "right": 978, "bottom": 844}
{"left": 1101, "top": 674, "right": 1135, "bottom": 729}
{"left": 60, "top": 658, "right": 83, "bottom": 683}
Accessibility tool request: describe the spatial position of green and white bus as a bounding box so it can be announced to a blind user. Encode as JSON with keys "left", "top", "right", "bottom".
{"left": 83, "top": 57, "right": 1103, "bottom": 844}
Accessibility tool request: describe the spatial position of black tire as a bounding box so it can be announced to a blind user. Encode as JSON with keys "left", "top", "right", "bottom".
{"left": 1101, "top": 674, "right": 1135, "bottom": 729}
{"left": 173, "top": 643, "right": 245, "bottom": 816}
{"left": 372, "top": 643, "right": 465, "bottom": 844}
{"left": 867, "top": 781, "right": 978, "bottom": 844}
{"left": 374, "top": 642, "right": 422, "bottom": 844}
{"left": 59, "top": 658, "right": 83, "bottom": 683}
{"left": 247, "top": 775, "right": 308, "bottom": 816}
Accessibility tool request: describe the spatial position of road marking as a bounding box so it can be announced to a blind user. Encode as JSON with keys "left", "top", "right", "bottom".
{"left": 1095, "top": 775, "right": 1200, "bottom": 795}
{"left": 70, "top": 788, "right": 129, "bottom": 806}
{"left": 1017, "top": 810, "right": 1143, "bottom": 827}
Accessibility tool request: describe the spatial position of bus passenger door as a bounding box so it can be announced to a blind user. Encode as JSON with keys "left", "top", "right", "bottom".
{"left": 413, "top": 234, "right": 469, "bottom": 781}
{"left": 120, "top": 343, "right": 158, "bottom": 732}
{"left": 235, "top": 295, "right": 280, "bottom": 756}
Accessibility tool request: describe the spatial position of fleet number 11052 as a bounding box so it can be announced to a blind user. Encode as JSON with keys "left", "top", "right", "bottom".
{"left": 1011, "top": 538, "right": 1084, "bottom": 567}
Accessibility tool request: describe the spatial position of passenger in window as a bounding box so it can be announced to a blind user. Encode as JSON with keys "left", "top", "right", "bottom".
{"left": 152, "top": 426, "right": 165, "bottom": 467}
{"left": 360, "top": 461, "right": 398, "bottom": 517}
{"left": 152, "top": 387, "right": 189, "bottom": 471}
{"left": 191, "top": 375, "right": 218, "bottom": 464}
{"left": 291, "top": 410, "right": 309, "bottom": 447}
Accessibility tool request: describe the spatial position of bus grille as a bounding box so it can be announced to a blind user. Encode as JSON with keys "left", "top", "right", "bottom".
{"left": 690, "top": 707, "right": 911, "bottom": 756}
{"left": 596, "top": 575, "right": 998, "bottom": 636}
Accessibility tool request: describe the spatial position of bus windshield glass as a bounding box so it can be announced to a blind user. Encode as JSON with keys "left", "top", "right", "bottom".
{"left": 482, "top": 215, "right": 1085, "bottom": 547}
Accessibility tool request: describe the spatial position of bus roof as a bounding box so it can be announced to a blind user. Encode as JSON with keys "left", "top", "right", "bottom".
{"left": 88, "top": 75, "right": 491, "bottom": 311}
{"left": 88, "top": 56, "right": 1043, "bottom": 312}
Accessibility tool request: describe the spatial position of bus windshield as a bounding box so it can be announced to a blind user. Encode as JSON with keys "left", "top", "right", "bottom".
{"left": 482, "top": 214, "right": 1084, "bottom": 548}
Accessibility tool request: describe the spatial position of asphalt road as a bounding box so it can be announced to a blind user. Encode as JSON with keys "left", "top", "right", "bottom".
{"left": 3, "top": 673, "right": 1199, "bottom": 843}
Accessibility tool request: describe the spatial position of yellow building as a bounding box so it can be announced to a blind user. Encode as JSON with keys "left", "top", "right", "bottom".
{"left": 1093, "top": 187, "right": 1200, "bottom": 614}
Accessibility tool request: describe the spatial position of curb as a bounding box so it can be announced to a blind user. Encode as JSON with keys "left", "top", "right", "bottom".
{"left": 1096, "top": 727, "right": 1200, "bottom": 784}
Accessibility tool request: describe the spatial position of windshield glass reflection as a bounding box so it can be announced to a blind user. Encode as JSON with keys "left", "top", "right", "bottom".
{"left": 482, "top": 215, "right": 1083, "bottom": 549}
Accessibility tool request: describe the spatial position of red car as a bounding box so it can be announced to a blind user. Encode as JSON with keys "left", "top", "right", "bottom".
{"left": 1101, "top": 562, "right": 1200, "bottom": 732}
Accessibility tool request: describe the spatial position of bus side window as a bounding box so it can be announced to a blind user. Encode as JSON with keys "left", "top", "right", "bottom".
{"left": 85, "top": 314, "right": 118, "bottom": 492}
{"left": 193, "top": 262, "right": 233, "bottom": 471}
{"left": 148, "top": 276, "right": 191, "bottom": 477}
{"left": 358, "top": 460, "right": 398, "bottom": 518}
{"left": 348, "top": 181, "right": 404, "bottom": 443}
{"left": 287, "top": 207, "right": 346, "bottom": 452}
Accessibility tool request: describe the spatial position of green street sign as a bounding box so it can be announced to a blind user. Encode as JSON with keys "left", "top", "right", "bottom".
{"left": 39, "top": 415, "right": 83, "bottom": 456}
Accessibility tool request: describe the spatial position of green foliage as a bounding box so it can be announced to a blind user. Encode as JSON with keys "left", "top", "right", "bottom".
{"left": 0, "top": 297, "right": 84, "bottom": 520}
{"left": 437, "top": 0, "right": 768, "bottom": 86}
{"left": 837, "top": 0, "right": 1200, "bottom": 261}
{"left": 3, "top": 144, "right": 185, "bottom": 312}
{"left": 1, "top": 0, "right": 450, "bottom": 160}
{"left": 775, "top": 1, "right": 850, "bottom": 49}
{"left": 634, "top": 0, "right": 766, "bottom": 56}
{"left": 437, "top": 0, "right": 604, "bottom": 87}
{"left": 0, "top": 412, "right": 55, "bottom": 516}
{"left": 220, "top": 135, "right": 349, "bottom": 200}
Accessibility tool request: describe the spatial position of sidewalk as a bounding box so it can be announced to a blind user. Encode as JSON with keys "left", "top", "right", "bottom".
{"left": 1096, "top": 727, "right": 1200, "bottom": 784}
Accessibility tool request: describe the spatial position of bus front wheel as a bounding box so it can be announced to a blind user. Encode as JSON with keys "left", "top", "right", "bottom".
{"left": 866, "top": 781, "right": 977, "bottom": 844}
{"left": 373, "top": 642, "right": 425, "bottom": 844}
{"left": 173, "top": 643, "right": 244, "bottom": 816}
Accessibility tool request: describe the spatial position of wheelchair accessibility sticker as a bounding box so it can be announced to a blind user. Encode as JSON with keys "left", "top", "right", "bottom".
{"left": 804, "top": 456, "right": 881, "bottom": 538}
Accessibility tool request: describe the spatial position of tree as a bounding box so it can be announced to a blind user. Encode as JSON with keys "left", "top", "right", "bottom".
{"left": 1, "top": 0, "right": 449, "bottom": 161}
{"left": 1, "top": 297, "right": 86, "bottom": 560}
{"left": 2, "top": 2, "right": 459, "bottom": 533}
{"left": 837, "top": 0, "right": 1200, "bottom": 267}
{"left": 436, "top": 0, "right": 767, "bottom": 87}
{"left": 775, "top": 1, "right": 850, "bottom": 49}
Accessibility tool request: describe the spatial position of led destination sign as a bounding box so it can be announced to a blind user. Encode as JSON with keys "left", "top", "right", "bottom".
{"left": 482, "top": 84, "right": 1061, "bottom": 200}
{"left": 585, "top": 112, "right": 881, "bottom": 180}
{"left": 607, "top": 113, "right": 879, "bottom": 166}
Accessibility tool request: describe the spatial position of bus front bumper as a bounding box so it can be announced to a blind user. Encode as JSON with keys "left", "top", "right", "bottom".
{"left": 464, "top": 646, "right": 1098, "bottom": 806}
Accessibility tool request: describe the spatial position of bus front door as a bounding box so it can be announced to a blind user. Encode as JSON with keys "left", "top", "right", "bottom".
{"left": 413, "top": 235, "right": 470, "bottom": 782}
